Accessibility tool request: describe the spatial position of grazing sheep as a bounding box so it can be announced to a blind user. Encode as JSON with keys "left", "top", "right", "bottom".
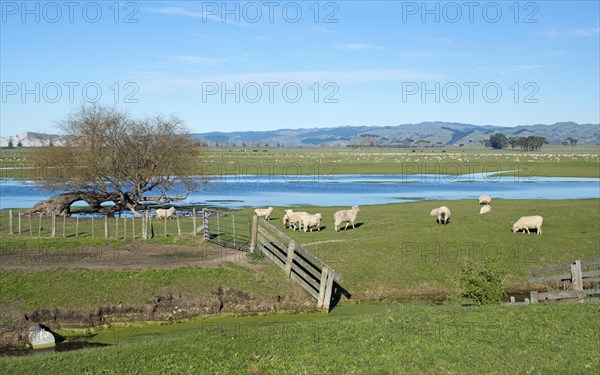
{"left": 282, "top": 213, "right": 290, "bottom": 228}
{"left": 511, "top": 215, "right": 543, "bottom": 235}
{"left": 300, "top": 213, "right": 322, "bottom": 232}
{"left": 479, "top": 205, "right": 491, "bottom": 214}
{"left": 334, "top": 205, "right": 360, "bottom": 232}
{"left": 479, "top": 195, "right": 492, "bottom": 205}
{"left": 156, "top": 207, "right": 176, "bottom": 220}
{"left": 254, "top": 207, "right": 274, "bottom": 220}
{"left": 284, "top": 209, "right": 308, "bottom": 231}
{"left": 431, "top": 206, "right": 451, "bottom": 224}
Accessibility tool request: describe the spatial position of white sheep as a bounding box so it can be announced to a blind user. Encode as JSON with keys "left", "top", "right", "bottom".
{"left": 284, "top": 209, "right": 308, "bottom": 231}
{"left": 300, "top": 213, "right": 322, "bottom": 232}
{"left": 479, "top": 195, "right": 491, "bottom": 205}
{"left": 511, "top": 215, "right": 543, "bottom": 235}
{"left": 479, "top": 205, "right": 491, "bottom": 214}
{"left": 156, "top": 207, "right": 176, "bottom": 220}
{"left": 282, "top": 213, "right": 290, "bottom": 228}
{"left": 334, "top": 205, "right": 360, "bottom": 232}
{"left": 431, "top": 206, "right": 450, "bottom": 224}
{"left": 254, "top": 207, "right": 273, "bottom": 220}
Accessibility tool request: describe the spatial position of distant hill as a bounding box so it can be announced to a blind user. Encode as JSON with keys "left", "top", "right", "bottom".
{"left": 3, "top": 122, "right": 598, "bottom": 148}
{"left": 0, "top": 132, "right": 65, "bottom": 147}
{"left": 193, "top": 122, "right": 600, "bottom": 147}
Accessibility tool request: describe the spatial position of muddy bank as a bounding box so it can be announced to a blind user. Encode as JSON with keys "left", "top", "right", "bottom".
{"left": 0, "top": 287, "right": 316, "bottom": 349}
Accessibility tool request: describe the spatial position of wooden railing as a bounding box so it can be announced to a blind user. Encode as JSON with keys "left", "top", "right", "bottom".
{"left": 528, "top": 258, "right": 600, "bottom": 303}
{"left": 250, "top": 216, "right": 343, "bottom": 311}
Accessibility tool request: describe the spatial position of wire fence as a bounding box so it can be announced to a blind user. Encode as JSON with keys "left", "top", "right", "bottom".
{"left": 0, "top": 209, "right": 204, "bottom": 240}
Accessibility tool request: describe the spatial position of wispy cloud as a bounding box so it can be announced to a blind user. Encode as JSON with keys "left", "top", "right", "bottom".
{"left": 142, "top": 6, "right": 249, "bottom": 26}
{"left": 161, "top": 55, "right": 226, "bottom": 68}
{"left": 511, "top": 65, "right": 544, "bottom": 72}
{"left": 397, "top": 51, "right": 470, "bottom": 59}
{"left": 139, "top": 69, "right": 445, "bottom": 91}
{"left": 334, "top": 43, "right": 385, "bottom": 51}
{"left": 313, "top": 26, "right": 338, "bottom": 34}
{"left": 540, "top": 27, "right": 600, "bottom": 38}
{"left": 416, "top": 37, "right": 456, "bottom": 45}
{"left": 475, "top": 65, "right": 544, "bottom": 74}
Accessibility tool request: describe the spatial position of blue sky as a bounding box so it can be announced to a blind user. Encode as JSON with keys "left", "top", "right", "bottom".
{"left": 1, "top": 1, "right": 599, "bottom": 136}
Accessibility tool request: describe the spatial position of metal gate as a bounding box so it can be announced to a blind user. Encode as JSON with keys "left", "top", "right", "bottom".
{"left": 202, "top": 209, "right": 252, "bottom": 251}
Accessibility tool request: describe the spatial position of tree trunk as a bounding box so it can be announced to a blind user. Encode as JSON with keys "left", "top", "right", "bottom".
{"left": 28, "top": 192, "right": 119, "bottom": 216}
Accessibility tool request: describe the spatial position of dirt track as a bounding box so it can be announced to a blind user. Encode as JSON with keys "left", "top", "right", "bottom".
{"left": 0, "top": 243, "right": 251, "bottom": 272}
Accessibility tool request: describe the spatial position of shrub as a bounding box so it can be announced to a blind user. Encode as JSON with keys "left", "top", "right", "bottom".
{"left": 457, "top": 257, "right": 506, "bottom": 305}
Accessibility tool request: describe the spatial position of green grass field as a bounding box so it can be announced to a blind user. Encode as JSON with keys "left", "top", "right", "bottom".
{"left": 1, "top": 302, "right": 598, "bottom": 374}
{"left": 2, "top": 146, "right": 599, "bottom": 179}
{"left": 240, "top": 199, "right": 600, "bottom": 299}
{"left": 2, "top": 199, "right": 598, "bottom": 312}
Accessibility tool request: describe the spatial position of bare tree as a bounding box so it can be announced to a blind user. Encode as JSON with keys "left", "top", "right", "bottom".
{"left": 30, "top": 104, "right": 203, "bottom": 216}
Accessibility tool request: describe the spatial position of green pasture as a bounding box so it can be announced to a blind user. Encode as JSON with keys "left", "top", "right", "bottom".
{"left": 0, "top": 198, "right": 598, "bottom": 373}
{"left": 1, "top": 146, "right": 599, "bottom": 179}
{"left": 1, "top": 199, "right": 598, "bottom": 311}
{"left": 204, "top": 146, "right": 600, "bottom": 177}
{"left": 1, "top": 302, "right": 598, "bottom": 374}
{"left": 238, "top": 199, "right": 600, "bottom": 300}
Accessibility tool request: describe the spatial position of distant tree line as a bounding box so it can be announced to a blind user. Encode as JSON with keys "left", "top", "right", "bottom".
{"left": 484, "top": 133, "right": 549, "bottom": 151}
{"left": 562, "top": 137, "right": 578, "bottom": 147}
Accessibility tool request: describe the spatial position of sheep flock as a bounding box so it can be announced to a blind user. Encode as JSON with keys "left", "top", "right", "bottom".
{"left": 255, "top": 194, "right": 543, "bottom": 235}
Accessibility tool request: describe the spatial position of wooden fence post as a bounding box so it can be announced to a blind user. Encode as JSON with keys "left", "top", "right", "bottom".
{"left": 571, "top": 260, "right": 583, "bottom": 291}
{"left": 176, "top": 216, "right": 181, "bottom": 237}
{"left": 193, "top": 208, "right": 197, "bottom": 236}
{"left": 148, "top": 212, "right": 154, "bottom": 239}
{"left": 51, "top": 214, "right": 56, "bottom": 238}
{"left": 317, "top": 266, "right": 330, "bottom": 309}
{"left": 285, "top": 241, "right": 296, "bottom": 278}
{"left": 62, "top": 214, "right": 66, "bottom": 237}
{"left": 202, "top": 209, "right": 210, "bottom": 241}
{"left": 250, "top": 215, "right": 258, "bottom": 252}
{"left": 38, "top": 213, "right": 42, "bottom": 237}
{"left": 529, "top": 291, "right": 538, "bottom": 304}
{"left": 123, "top": 216, "right": 127, "bottom": 239}
{"left": 28, "top": 213, "right": 32, "bottom": 236}
{"left": 9, "top": 210, "right": 13, "bottom": 234}
{"left": 115, "top": 217, "right": 119, "bottom": 239}
{"left": 323, "top": 272, "right": 335, "bottom": 311}
{"left": 164, "top": 215, "right": 168, "bottom": 237}
{"left": 91, "top": 215, "right": 95, "bottom": 238}
{"left": 132, "top": 216, "right": 136, "bottom": 239}
{"left": 104, "top": 215, "right": 108, "bottom": 239}
{"left": 141, "top": 213, "right": 147, "bottom": 240}
{"left": 18, "top": 211, "right": 21, "bottom": 234}
{"left": 75, "top": 215, "right": 79, "bottom": 237}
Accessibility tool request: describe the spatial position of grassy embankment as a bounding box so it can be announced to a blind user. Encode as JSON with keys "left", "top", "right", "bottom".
{"left": 1, "top": 302, "right": 598, "bottom": 374}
